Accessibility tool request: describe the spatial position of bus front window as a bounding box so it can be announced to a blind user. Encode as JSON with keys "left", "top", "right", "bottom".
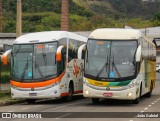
{"left": 85, "top": 40, "right": 111, "bottom": 78}
{"left": 33, "top": 43, "right": 57, "bottom": 79}
{"left": 11, "top": 42, "right": 58, "bottom": 82}
{"left": 11, "top": 45, "right": 33, "bottom": 80}
{"left": 110, "top": 41, "right": 137, "bottom": 78}
{"left": 85, "top": 39, "right": 137, "bottom": 80}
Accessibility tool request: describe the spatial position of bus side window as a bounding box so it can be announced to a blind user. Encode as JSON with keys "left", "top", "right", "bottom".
{"left": 68, "top": 49, "right": 77, "bottom": 62}
{"left": 82, "top": 50, "right": 86, "bottom": 60}
{"left": 68, "top": 39, "right": 78, "bottom": 62}
{"left": 58, "top": 47, "right": 66, "bottom": 75}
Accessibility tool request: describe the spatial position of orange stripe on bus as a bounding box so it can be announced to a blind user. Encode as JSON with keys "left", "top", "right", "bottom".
{"left": 61, "top": 90, "right": 83, "bottom": 97}
{"left": 61, "top": 92, "right": 69, "bottom": 97}
{"left": 10, "top": 72, "right": 65, "bottom": 88}
{"left": 74, "top": 90, "right": 83, "bottom": 94}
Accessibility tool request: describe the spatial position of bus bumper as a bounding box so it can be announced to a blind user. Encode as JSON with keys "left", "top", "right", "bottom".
{"left": 83, "top": 84, "right": 137, "bottom": 100}
{"left": 11, "top": 85, "right": 61, "bottom": 99}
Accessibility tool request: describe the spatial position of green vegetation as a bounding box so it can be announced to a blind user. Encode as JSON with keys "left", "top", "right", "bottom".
{"left": 0, "top": 57, "right": 10, "bottom": 84}
{"left": 1, "top": 0, "right": 160, "bottom": 32}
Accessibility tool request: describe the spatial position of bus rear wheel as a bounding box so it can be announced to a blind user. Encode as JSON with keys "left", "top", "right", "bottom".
{"left": 146, "top": 82, "right": 153, "bottom": 98}
{"left": 65, "top": 83, "right": 74, "bottom": 102}
{"left": 92, "top": 98, "right": 99, "bottom": 104}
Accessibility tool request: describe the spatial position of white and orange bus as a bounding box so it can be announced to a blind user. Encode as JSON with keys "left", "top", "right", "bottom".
{"left": 2, "top": 31, "right": 87, "bottom": 103}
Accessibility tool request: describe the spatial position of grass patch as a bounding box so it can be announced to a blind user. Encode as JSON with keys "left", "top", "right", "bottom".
{"left": 0, "top": 92, "right": 11, "bottom": 98}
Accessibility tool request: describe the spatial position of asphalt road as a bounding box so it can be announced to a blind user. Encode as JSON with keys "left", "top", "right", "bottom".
{"left": 0, "top": 73, "right": 160, "bottom": 121}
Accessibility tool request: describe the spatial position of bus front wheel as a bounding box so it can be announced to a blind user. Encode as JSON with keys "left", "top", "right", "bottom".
{"left": 133, "top": 84, "right": 142, "bottom": 104}
{"left": 92, "top": 98, "right": 99, "bottom": 104}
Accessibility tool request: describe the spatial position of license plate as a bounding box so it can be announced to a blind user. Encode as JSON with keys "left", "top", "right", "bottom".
{"left": 29, "top": 93, "right": 37, "bottom": 96}
{"left": 103, "top": 92, "right": 112, "bottom": 97}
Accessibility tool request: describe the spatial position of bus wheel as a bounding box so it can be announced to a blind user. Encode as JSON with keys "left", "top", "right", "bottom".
{"left": 92, "top": 98, "right": 99, "bottom": 104}
{"left": 65, "top": 83, "right": 74, "bottom": 102}
{"left": 133, "top": 84, "right": 142, "bottom": 104}
{"left": 26, "top": 99, "right": 36, "bottom": 104}
{"left": 146, "top": 82, "right": 153, "bottom": 98}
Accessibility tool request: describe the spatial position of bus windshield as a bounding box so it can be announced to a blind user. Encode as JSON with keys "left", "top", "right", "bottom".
{"left": 11, "top": 42, "right": 58, "bottom": 81}
{"left": 85, "top": 39, "right": 137, "bottom": 80}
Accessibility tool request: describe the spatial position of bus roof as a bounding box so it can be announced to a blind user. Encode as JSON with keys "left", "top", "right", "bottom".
{"left": 14, "top": 31, "right": 87, "bottom": 44}
{"left": 89, "top": 28, "right": 143, "bottom": 40}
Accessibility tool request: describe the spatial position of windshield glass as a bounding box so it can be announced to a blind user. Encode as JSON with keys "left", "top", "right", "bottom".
{"left": 11, "top": 42, "right": 58, "bottom": 81}
{"left": 11, "top": 45, "right": 33, "bottom": 80}
{"left": 85, "top": 40, "right": 111, "bottom": 78}
{"left": 33, "top": 43, "right": 57, "bottom": 79}
{"left": 85, "top": 39, "right": 137, "bottom": 80}
{"left": 110, "top": 41, "right": 137, "bottom": 78}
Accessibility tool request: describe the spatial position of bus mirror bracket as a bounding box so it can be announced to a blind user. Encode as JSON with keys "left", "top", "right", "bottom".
{"left": 78, "top": 44, "right": 86, "bottom": 59}
{"left": 1, "top": 49, "right": 12, "bottom": 65}
{"left": 56, "top": 46, "right": 64, "bottom": 61}
{"left": 136, "top": 45, "right": 142, "bottom": 62}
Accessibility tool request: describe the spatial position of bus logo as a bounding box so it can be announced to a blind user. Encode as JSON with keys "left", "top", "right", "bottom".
{"left": 106, "top": 87, "right": 110, "bottom": 91}
{"left": 31, "top": 88, "right": 34, "bottom": 91}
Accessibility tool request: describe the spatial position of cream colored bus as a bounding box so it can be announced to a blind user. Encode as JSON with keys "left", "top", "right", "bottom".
{"left": 83, "top": 28, "right": 156, "bottom": 104}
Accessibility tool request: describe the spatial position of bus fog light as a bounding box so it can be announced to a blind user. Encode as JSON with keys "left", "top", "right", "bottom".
{"left": 127, "top": 92, "right": 132, "bottom": 97}
{"left": 85, "top": 90, "right": 89, "bottom": 95}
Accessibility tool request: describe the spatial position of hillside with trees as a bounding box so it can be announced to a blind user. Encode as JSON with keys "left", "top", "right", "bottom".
{"left": 1, "top": 0, "right": 160, "bottom": 32}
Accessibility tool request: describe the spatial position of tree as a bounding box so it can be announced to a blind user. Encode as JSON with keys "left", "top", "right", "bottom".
{"left": 0, "top": 0, "right": 2, "bottom": 32}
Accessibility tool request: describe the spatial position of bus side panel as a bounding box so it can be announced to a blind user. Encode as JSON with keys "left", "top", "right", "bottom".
{"left": 60, "top": 59, "right": 84, "bottom": 95}
{"left": 148, "top": 60, "right": 156, "bottom": 90}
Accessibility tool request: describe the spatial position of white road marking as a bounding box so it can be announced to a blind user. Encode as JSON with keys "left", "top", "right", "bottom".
{"left": 154, "top": 101, "right": 157, "bottom": 103}
{"left": 140, "top": 111, "right": 144, "bottom": 113}
{"left": 55, "top": 113, "right": 72, "bottom": 119}
{"left": 144, "top": 108, "right": 148, "bottom": 110}
{"left": 34, "top": 105, "right": 42, "bottom": 108}
{"left": 8, "top": 110, "right": 15, "bottom": 112}
{"left": 151, "top": 102, "right": 154, "bottom": 105}
{"left": 22, "top": 107, "right": 30, "bottom": 110}
{"left": 42, "top": 101, "right": 83, "bottom": 112}
{"left": 148, "top": 105, "right": 151, "bottom": 107}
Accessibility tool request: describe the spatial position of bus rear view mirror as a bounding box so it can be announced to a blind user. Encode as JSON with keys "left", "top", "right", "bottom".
{"left": 56, "top": 46, "right": 64, "bottom": 61}
{"left": 136, "top": 45, "right": 142, "bottom": 62}
{"left": 1, "top": 49, "right": 12, "bottom": 65}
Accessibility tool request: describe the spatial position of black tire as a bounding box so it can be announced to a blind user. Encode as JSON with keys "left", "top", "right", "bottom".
{"left": 92, "top": 98, "right": 99, "bottom": 104}
{"left": 133, "top": 84, "right": 142, "bottom": 104}
{"left": 26, "top": 99, "right": 36, "bottom": 104}
{"left": 158, "top": 70, "right": 160, "bottom": 73}
{"left": 146, "top": 82, "right": 153, "bottom": 98}
{"left": 65, "top": 83, "right": 74, "bottom": 102}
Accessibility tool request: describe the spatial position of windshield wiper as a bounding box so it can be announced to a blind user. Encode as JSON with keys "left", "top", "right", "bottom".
{"left": 35, "top": 60, "right": 44, "bottom": 79}
{"left": 21, "top": 57, "right": 29, "bottom": 81}
{"left": 111, "top": 55, "right": 121, "bottom": 78}
{"left": 96, "top": 56, "right": 108, "bottom": 78}
{"left": 13, "top": 45, "right": 21, "bottom": 57}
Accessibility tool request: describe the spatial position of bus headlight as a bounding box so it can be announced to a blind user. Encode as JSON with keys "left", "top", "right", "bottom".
{"left": 83, "top": 78, "right": 90, "bottom": 87}
{"left": 85, "top": 90, "right": 90, "bottom": 95}
{"left": 127, "top": 92, "right": 133, "bottom": 97}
